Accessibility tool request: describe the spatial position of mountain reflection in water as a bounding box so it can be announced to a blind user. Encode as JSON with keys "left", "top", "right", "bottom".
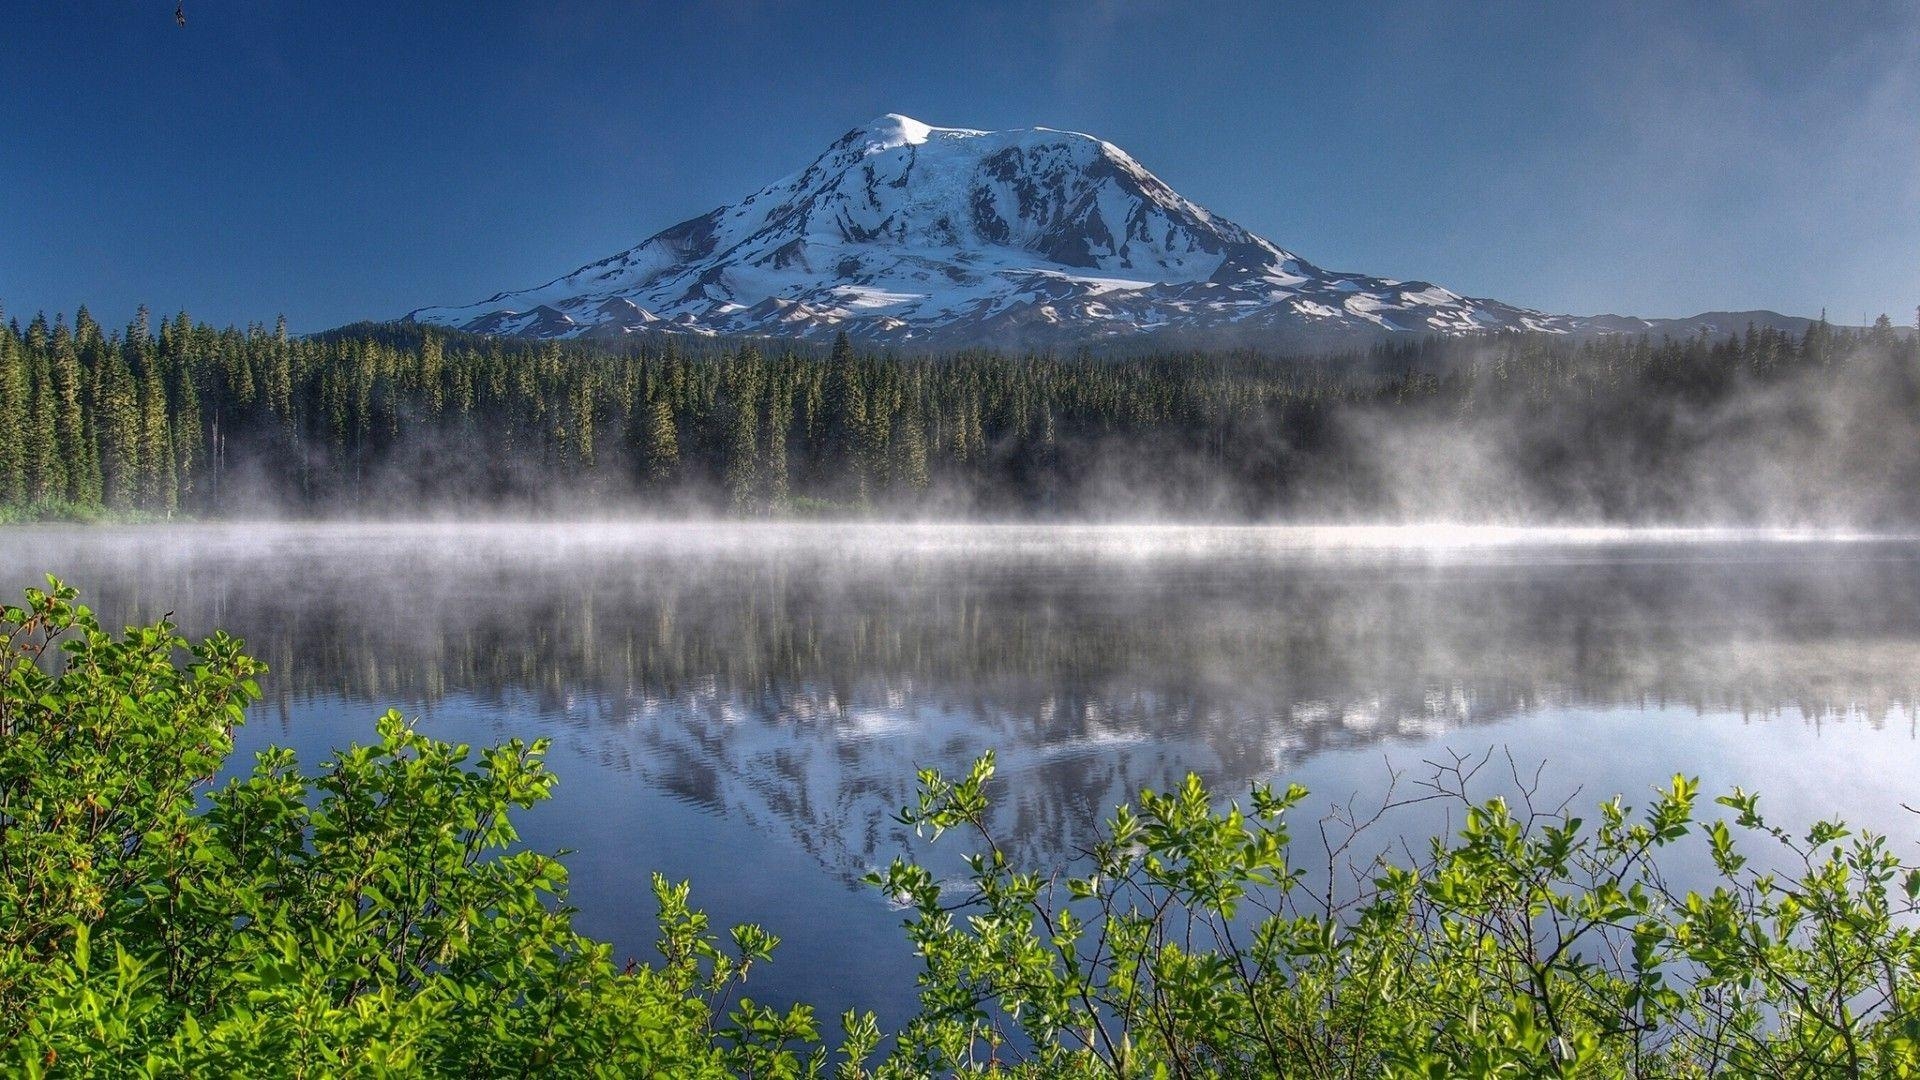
{"left": 7, "top": 523, "right": 1918, "bottom": 1017}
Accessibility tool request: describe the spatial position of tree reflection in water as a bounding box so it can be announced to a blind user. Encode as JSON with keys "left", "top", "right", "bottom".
{"left": 10, "top": 523, "right": 1917, "bottom": 886}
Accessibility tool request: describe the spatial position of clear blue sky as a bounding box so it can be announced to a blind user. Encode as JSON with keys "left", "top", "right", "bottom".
{"left": 4, "top": 1, "right": 1916, "bottom": 332}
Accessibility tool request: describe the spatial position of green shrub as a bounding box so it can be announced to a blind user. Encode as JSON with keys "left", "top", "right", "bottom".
{"left": 874, "top": 754, "right": 1920, "bottom": 1077}
{"left": 0, "top": 579, "right": 838, "bottom": 1078}
{"left": 5, "top": 579, "right": 1919, "bottom": 1077}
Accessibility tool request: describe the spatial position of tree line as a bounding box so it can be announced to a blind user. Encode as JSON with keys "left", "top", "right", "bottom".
{"left": 2, "top": 305, "right": 1916, "bottom": 520}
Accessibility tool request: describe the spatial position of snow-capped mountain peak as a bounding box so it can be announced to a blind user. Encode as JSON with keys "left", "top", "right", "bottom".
{"left": 852, "top": 112, "right": 940, "bottom": 152}
{"left": 403, "top": 116, "right": 1777, "bottom": 349}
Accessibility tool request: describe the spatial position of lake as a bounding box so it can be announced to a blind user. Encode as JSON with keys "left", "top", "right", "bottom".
{"left": 6, "top": 522, "right": 1918, "bottom": 1023}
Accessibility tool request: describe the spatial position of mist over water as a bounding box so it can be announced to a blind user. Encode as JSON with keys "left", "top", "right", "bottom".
{"left": 7, "top": 521, "right": 1919, "bottom": 1020}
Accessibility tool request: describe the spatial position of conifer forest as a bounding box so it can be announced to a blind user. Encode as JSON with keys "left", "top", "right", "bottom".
{"left": 4, "top": 308, "right": 1916, "bottom": 523}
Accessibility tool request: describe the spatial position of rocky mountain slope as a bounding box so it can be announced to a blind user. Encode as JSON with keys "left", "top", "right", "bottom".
{"left": 407, "top": 114, "right": 1813, "bottom": 350}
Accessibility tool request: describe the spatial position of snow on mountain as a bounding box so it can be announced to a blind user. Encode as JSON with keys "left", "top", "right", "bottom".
{"left": 404, "top": 115, "right": 1788, "bottom": 349}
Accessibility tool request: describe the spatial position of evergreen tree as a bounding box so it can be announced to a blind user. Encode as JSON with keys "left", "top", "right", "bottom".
{"left": 139, "top": 360, "right": 178, "bottom": 514}
{"left": 49, "top": 317, "right": 97, "bottom": 505}
{"left": 1803, "top": 313, "right": 1831, "bottom": 367}
{"left": 98, "top": 352, "right": 143, "bottom": 511}
{"left": 759, "top": 374, "right": 791, "bottom": 510}
{"left": 70, "top": 307, "right": 107, "bottom": 507}
{"left": 950, "top": 396, "right": 983, "bottom": 463}
{"left": 175, "top": 364, "right": 202, "bottom": 505}
{"left": 0, "top": 327, "right": 23, "bottom": 506}
{"left": 827, "top": 339, "right": 870, "bottom": 504}
{"left": 723, "top": 351, "right": 761, "bottom": 510}
{"left": 22, "top": 316, "right": 62, "bottom": 504}
{"left": 859, "top": 379, "right": 892, "bottom": 496}
{"left": 892, "top": 402, "right": 929, "bottom": 495}
{"left": 418, "top": 331, "right": 444, "bottom": 418}
{"left": 642, "top": 391, "right": 679, "bottom": 488}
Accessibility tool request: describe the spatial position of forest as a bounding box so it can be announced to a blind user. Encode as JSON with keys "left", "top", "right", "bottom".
{"left": 1, "top": 306, "right": 1917, "bottom": 523}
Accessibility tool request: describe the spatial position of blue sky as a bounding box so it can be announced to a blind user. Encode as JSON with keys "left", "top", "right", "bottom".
{"left": 4, "top": 1, "right": 1916, "bottom": 332}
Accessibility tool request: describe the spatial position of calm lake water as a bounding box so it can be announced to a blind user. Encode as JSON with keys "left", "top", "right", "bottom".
{"left": 7, "top": 522, "right": 1920, "bottom": 1021}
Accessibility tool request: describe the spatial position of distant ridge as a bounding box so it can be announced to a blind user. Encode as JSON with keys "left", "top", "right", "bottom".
{"left": 407, "top": 115, "right": 1830, "bottom": 350}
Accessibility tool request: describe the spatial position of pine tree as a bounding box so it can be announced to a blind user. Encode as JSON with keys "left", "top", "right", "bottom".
{"left": 98, "top": 352, "right": 143, "bottom": 511}
{"left": 350, "top": 342, "right": 375, "bottom": 483}
{"left": 859, "top": 378, "right": 892, "bottom": 495}
{"left": 139, "top": 360, "right": 178, "bottom": 514}
{"left": 723, "top": 352, "right": 761, "bottom": 510}
{"left": 642, "top": 392, "right": 679, "bottom": 487}
{"left": 567, "top": 369, "right": 596, "bottom": 469}
{"left": 419, "top": 332, "right": 444, "bottom": 418}
{"left": 0, "top": 326, "right": 23, "bottom": 506}
{"left": 171, "top": 346, "right": 203, "bottom": 508}
{"left": 48, "top": 317, "right": 97, "bottom": 506}
{"left": 951, "top": 396, "right": 983, "bottom": 463}
{"left": 661, "top": 335, "right": 685, "bottom": 413}
{"left": 1803, "top": 312, "right": 1830, "bottom": 367}
{"left": 759, "top": 375, "right": 791, "bottom": 510}
{"left": 828, "top": 336, "right": 870, "bottom": 504}
{"left": 892, "top": 402, "right": 928, "bottom": 495}
{"left": 801, "top": 362, "right": 825, "bottom": 448}
{"left": 69, "top": 307, "right": 107, "bottom": 506}
{"left": 23, "top": 316, "right": 63, "bottom": 504}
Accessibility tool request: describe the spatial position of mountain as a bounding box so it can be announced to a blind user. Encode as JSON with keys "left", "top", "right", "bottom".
{"left": 405, "top": 114, "right": 1813, "bottom": 350}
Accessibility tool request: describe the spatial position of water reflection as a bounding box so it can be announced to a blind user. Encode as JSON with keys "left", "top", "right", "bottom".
{"left": 6, "top": 523, "right": 1918, "bottom": 1011}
